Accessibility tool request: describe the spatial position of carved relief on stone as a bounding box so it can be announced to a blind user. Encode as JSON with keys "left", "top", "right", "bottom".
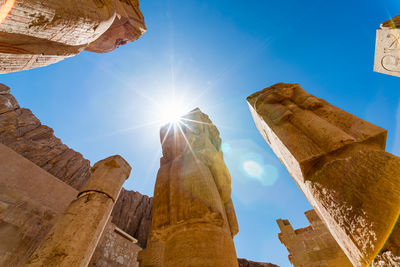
{"left": 247, "top": 83, "right": 387, "bottom": 183}
{"left": 248, "top": 83, "right": 400, "bottom": 267}
{"left": 0, "top": 0, "right": 146, "bottom": 73}
{"left": 139, "top": 108, "right": 239, "bottom": 267}
{"left": 374, "top": 15, "right": 400, "bottom": 77}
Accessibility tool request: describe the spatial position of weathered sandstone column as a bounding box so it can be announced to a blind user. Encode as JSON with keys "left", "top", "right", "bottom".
{"left": 374, "top": 15, "right": 400, "bottom": 77}
{"left": 247, "top": 83, "right": 400, "bottom": 267}
{"left": 139, "top": 108, "right": 239, "bottom": 267}
{"left": 26, "top": 155, "right": 131, "bottom": 267}
{"left": 0, "top": 0, "right": 146, "bottom": 73}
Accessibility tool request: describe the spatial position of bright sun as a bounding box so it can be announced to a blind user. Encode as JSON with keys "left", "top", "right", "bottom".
{"left": 158, "top": 98, "right": 189, "bottom": 125}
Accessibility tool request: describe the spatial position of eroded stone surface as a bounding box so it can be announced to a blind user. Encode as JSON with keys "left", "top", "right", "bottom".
{"left": 0, "top": 143, "right": 141, "bottom": 266}
{"left": 277, "top": 209, "right": 352, "bottom": 267}
{"left": 374, "top": 15, "right": 400, "bottom": 77}
{"left": 0, "top": 84, "right": 153, "bottom": 250}
{"left": 238, "top": 258, "right": 279, "bottom": 267}
{"left": 139, "top": 108, "right": 239, "bottom": 267}
{"left": 111, "top": 189, "right": 153, "bottom": 248}
{"left": 247, "top": 83, "right": 400, "bottom": 267}
{"left": 0, "top": 0, "right": 146, "bottom": 73}
{"left": 88, "top": 219, "right": 142, "bottom": 267}
{"left": 86, "top": 0, "right": 146, "bottom": 53}
{"left": 0, "top": 84, "right": 91, "bottom": 190}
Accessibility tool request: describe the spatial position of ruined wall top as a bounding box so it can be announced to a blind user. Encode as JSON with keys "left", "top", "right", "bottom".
{"left": 0, "top": 83, "right": 152, "bottom": 247}
{"left": 277, "top": 210, "right": 352, "bottom": 267}
{"left": 0, "top": 83, "right": 91, "bottom": 189}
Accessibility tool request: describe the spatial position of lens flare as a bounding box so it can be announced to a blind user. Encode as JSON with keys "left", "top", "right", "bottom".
{"left": 0, "top": 0, "right": 16, "bottom": 25}
{"left": 243, "top": 160, "right": 263, "bottom": 178}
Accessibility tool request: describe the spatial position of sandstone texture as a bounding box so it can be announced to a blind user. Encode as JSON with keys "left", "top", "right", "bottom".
{"left": 247, "top": 83, "right": 400, "bottom": 266}
{"left": 111, "top": 189, "right": 153, "bottom": 248}
{"left": 0, "top": 143, "right": 141, "bottom": 266}
{"left": 277, "top": 209, "right": 352, "bottom": 267}
{"left": 139, "top": 108, "right": 239, "bottom": 267}
{"left": 0, "top": 84, "right": 91, "bottom": 189}
{"left": 88, "top": 219, "right": 142, "bottom": 267}
{"left": 0, "top": 143, "right": 76, "bottom": 266}
{"left": 0, "top": 0, "right": 146, "bottom": 73}
{"left": 374, "top": 15, "right": 400, "bottom": 77}
{"left": 0, "top": 83, "right": 152, "bottom": 249}
{"left": 26, "top": 155, "right": 131, "bottom": 267}
{"left": 238, "top": 258, "right": 279, "bottom": 267}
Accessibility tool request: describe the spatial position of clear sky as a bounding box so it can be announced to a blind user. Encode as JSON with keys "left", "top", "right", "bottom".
{"left": 2, "top": 0, "right": 400, "bottom": 266}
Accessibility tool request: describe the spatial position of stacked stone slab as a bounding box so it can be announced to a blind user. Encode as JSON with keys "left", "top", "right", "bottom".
{"left": 139, "top": 108, "right": 239, "bottom": 267}
{"left": 247, "top": 83, "right": 400, "bottom": 266}
{"left": 277, "top": 210, "right": 352, "bottom": 266}
{"left": 374, "top": 15, "right": 400, "bottom": 77}
{"left": 0, "top": 0, "right": 146, "bottom": 73}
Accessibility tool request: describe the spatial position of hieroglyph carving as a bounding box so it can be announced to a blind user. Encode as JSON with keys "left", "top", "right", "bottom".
{"left": 374, "top": 15, "right": 400, "bottom": 77}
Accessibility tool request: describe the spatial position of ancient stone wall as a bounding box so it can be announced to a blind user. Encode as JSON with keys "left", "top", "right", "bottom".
{"left": 0, "top": 83, "right": 152, "bottom": 246}
{"left": 0, "top": 143, "right": 77, "bottom": 266}
{"left": 0, "top": 143, "right": 141, "bottom": 266}
{"left": 277, "top": 210, "right": 352, "bottom": 267}
{"left": 238, "top": 258, "right": 279, "bottom": 267}
{"left": 89, "top": 220, "right": 142, "bottom": 267}
{"left": 111, "top": 189, "right": 152, "bottom": 248}
{"left": 0, "top": 83, "right": 91, "bottom": 190}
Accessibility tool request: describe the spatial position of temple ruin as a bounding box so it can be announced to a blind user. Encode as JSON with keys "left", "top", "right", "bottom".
{"left": 0, "top": 83, "right": 147, "bottom": 266}
{"left": 374, "top": 15, "right": 400, "bottom": 77}
{"left": 139, "top": 108, "right": 239, "bottom": 267}
{"left": 247, "top": 83, "right": 400, "bottom": 267}
{"left": 0, "top": 83, "right": 276, "bottom": 266}
{"left": 0, "top": 0, "right": 146, "bottom": 73}
{"left": 277, "top": 209, "right": 352, "bottom": 266}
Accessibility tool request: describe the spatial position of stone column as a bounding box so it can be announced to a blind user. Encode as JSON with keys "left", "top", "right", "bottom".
{"left": 374, "top": 15, "right": 400, "bottom": 77}
{"left": 25, "top": 155, "right": 131, "bottom": 267}
{"left": 139, "top": 108, "right": 239, "bottom": 267}
{"left": 0, "top": 0, "right": 146, "bottom": 73}
{"left": 247, "top": 83, "right": 400, "bottom": 267}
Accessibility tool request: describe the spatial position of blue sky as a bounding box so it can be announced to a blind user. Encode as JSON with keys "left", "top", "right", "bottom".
{"left": 2, "top": 0, "right": 400, "bottom": 266}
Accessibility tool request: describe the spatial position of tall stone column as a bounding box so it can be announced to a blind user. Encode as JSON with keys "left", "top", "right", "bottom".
{"left": 26, "top": 155, "right": 131, "bottom": 267}
{"left": 139, "top": 108, "right": 239, "bottom": 267}
{"left": 0, "top": 0, "right": 146, "bottom": 73}
{"left": 247, "top": 83, "right": 400, "bottom": 267}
